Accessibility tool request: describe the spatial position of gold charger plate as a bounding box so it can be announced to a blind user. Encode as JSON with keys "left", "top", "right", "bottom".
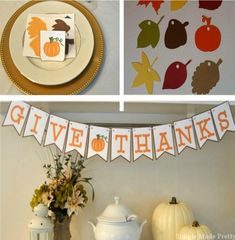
{"left": 0, "top": 0, "right": 104, "bottom": 95}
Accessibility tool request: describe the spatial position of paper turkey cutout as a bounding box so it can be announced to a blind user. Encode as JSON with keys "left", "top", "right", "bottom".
{"left": 163, "top": 60, "right": 191, "bottom": 89}
{"left": 195, "top": 16, "right": 221, "bottom": 52}
{"left": 164, "top": 19, "right": 189, "bottom": 49}
{"left": 137, "top": 16, "right": 164, "bottom": 48}
{"left": 199, "top": 0, "right": 223, "bottom": 10}
{"left": 192, "top": 59, "right": 223, "bottom": 94}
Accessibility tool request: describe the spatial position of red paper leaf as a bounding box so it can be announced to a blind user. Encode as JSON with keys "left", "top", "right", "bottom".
{"left": 138, "top": 0, "right": 164, "bottom": 14}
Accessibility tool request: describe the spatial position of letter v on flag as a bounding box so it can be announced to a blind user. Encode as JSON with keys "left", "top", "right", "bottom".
{"left": 174, "top": 118, "right": 197, "bottom": 154}
{"left": 44, "top": 115, "right": 69, "bottom": 152}
{"left": 24, "top": 106, "right": 49, "bottom": 144}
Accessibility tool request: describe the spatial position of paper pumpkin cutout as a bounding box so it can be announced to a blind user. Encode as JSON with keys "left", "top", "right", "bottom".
{"left": 195, "top": 16, "right": 221, "bottom": 52}
{"left": 27, "top": 17, "right": 47, "bottom": 56}
{"left": 199, "top": 0, "right": 223, "bottom": 10}
{"left": 163, "top": 60, "right": 191, "bottom": 89}
{"left": 137, "top": 0, "right": 164, "bottom": 14}
{"left": 137, "top": 16, "right": 164, "bottom": 48}
{"left": 192, "top": 59, "right": 223, "bottom": 94}
{"left": 91, "top": 134, "right": 107, "bottom": 152}
{"left": 164, "top": 19, "right": 189, "bottom": 49}
{"left": 171, "top": 0, "right": 188, "bottom": 11}
{"left": 132, "top": 52, "right": 160, "bottom": 94}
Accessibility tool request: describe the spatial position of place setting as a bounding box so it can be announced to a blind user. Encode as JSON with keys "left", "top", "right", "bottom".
{"left": 0, "top": 0, "right": 104, "bottom": 95}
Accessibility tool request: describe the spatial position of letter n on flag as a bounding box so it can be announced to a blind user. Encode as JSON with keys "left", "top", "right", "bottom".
{"left": 111, "top": 128, "right": 131, "bottom": 162}
{"left": 23, "top": 106, "right": 49, "bottom": 145}
{"left": 193, "top": 111, "right": 217, "bottom": 148}
{"left": 65, "top": 122, "right": 88, "bottom": 156}
{"left": 153, "top": 124, "right": 175, "bottom": 159}
{"left": 211, "top": 102, "right": 235, "bottom": 140}
{"left": 132, "top": 127, "right": 153, "bottom": 161}
{"left": 44, "top": 115, "right": 69, "bottom": 152}
{"left": 3, "top": 101, "right": 30, "bottom": 135}
{"left": 174, "top": 118, "right": 197, "bottom": 154}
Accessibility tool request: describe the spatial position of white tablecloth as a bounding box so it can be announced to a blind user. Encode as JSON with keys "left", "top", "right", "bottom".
{"left": 0, "top": 0, "right": 119, "bottom": 95}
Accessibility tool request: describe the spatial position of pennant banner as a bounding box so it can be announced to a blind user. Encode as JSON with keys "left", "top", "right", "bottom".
{"left": 2, "top": 102, "right": 235, "bottom": 162}
{"left": 24, "top": 106, "right": 49, "bottom": 144}
{"left": 44, "top": 115, "right": 69, "bottom": 152}
{"left": 153, "top": 124, "right": 175, "bottom": 159}
{"left": 87, "top": 126, "right": 110, "bottom": 161}
{"left": 111, "top": 128, "right": 131, "bottom": 162}
{"left": 174, "top": 118, "right": 197, "bottom": 154}
{"left": 133, "top": 127, "right": 153, "bottom": 161}
{"left": 193, "top": 110, "right": 218, "bottom": 148}
{"left": 3, "top": 101, "right": 30, "bottom": 135}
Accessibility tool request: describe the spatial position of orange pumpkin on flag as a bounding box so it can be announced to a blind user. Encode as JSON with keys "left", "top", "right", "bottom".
{"left": 92, "top": 135, "right": 106, "bottom": 152}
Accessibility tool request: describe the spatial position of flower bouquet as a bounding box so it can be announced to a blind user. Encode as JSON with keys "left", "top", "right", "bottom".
{"left": 30, "top": 153, "right": 94, "bottom": 223}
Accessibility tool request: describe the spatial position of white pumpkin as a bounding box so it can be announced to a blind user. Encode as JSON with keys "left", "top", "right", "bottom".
{"left": 178, "top": 221, "right": 213, "bottom": 240}
{"left": 152, "top": 197, "right": 194, "bottom": 240}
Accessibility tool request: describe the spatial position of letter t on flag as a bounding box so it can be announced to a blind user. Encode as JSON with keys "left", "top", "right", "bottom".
{"left": 193, "top": 111, "right": 217, "bottom": 148}
{"left": 3, "top": 101, "right": 30, "bottom": 135}
{"left": 174, "top": 118, "right": 197, "bottom": 154}
{"left": 111, "top": 128, "right": 131, "bottom": 162}
{"left": 211, "top": 102, "right": 235, "bottom": 139}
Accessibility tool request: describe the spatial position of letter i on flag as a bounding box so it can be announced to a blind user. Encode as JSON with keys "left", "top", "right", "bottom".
{"left": 211, "top": 102, "right": 235, "bottom": 140}
{"left": 193, "top": 111, "right": 217, "bottom": 148}
{"left": 132, "top": 127, "right": 153, "bottom": 161}
{"left": 153, "top": 124, "right": 175, "bottom": 159}
{"left": 44, "top": 115, "right": 69, "bottom": 152}
{"left": 65, "top": 122, "right": 88, "bottom": 157}
{"left": 174, "top": 118, "right": 197, "bottom": 154}
{"left": 111, "top": 128, "right": 131, "bottom": 162}
{"left": 24, "top": 106, "right": 49, "bottom": 145}
{"left": 3, "top": 101, "right": 30, "bottom": 135}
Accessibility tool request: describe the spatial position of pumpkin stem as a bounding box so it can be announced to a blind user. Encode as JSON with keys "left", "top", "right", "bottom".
{"left": 202, "top": 15, "right": 211, "bottom": 26}
{"left": 192, "top": 221, "right": 200, "bottom": 227}
{"left": 96, "top": 134, "right": 100, "bottom": 139}
{"left": 157, "top": 16, "right": 164, "bottom": 25}
{"left": 217, "top": 58, "right": 223, "bottom": 66}
{"left": 169, "top": 197, "right": 178, "bottom": 204}
{"left": 185, "top": 59, "right": 192, "bottom": 66}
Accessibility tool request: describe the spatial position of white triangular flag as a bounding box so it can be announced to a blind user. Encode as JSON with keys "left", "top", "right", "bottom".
{"left": 3, "top": 101, "right": 30, "bottom": 135}
{"left": 211, "top": 102, "right": 235, "bottom": 139}
{"left": 44, "top": 115, "right": 69, "bottom": 152}
{"left": 153, "top": 124, "right": 175, "bottom": 159}
{"left": 174, "top": 118, "right": 197, "bottom": 154}
{"left": 111, "top": 128, "right": 131, "bottom": 162}
{"left": 193, "top": 111, "right": 217, "bottom": 148}
{"left": 24, "top": 106, "right": 49, "bottom": 144}
{"left": 87, "top": 126, "right": 109, "bottom": 161}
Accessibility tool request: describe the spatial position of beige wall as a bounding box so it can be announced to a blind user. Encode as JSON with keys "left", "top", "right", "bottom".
{"left": 1, "top": 105, "right": 235, "bottom": 240}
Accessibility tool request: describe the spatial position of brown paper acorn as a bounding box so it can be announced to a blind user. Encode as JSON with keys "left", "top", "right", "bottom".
{"left": 164, "top": 19, "right": 189, "bottom": 49}
{"left": 192, "top": 59, "right": 222, "bottom": 94}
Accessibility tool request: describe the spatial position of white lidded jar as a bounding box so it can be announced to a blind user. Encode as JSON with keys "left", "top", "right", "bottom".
{"left": 88, "top": 196, "right": 147, "bottom": 240}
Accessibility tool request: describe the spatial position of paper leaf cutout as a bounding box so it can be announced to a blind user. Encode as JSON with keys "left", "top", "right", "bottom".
{"left": 171, "top": 0, "right": 188, "bottom": 11}
{"left": 163, "top": 60, "right": 191, "bottom": 89}
{"left": 195, "top": 16, "right": 221, "bottom": 52}
{"left": 192, "top": 59, "right": 222, "bottom": 94}
{"left": 199, "top": 0, "right": 222, "bottom": 10}
{"left": 138, "top": 0, "right": 164, "bottom": 14}
{"left": 52, "top": 19, "right": 70, "bottom": 33}
{"left": 164, "top": 19, "right": 189, "bottom": 49}
{"left": 132, "top": 52, "right": 160, "bottom": 94}
{"left": 27, "top": 17, "right": 47, "bottom": 56}
{"left": 137, "top": 17, "right": 164, "bottom": 48}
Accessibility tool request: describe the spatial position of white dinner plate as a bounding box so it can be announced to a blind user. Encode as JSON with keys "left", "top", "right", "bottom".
{"left": 9, "top": 1, "right": 94, "bottom": 86}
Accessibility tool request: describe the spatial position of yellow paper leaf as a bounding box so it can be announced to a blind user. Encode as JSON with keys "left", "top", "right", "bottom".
{"left": 171, "top": 0, "right": 188, "bottom": 11}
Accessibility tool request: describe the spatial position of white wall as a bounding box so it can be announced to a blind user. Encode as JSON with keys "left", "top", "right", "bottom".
{"left": 1, "top": 108, "right": 235, "bottom": 240}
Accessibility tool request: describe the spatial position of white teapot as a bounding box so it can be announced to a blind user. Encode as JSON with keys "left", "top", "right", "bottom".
{"left": 88, "top": 196, "right": 147, "bottom": 240}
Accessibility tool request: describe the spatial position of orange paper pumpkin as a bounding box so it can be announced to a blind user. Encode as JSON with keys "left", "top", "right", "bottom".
{"left": 92, "top": 135, "right": 106, "bottom": 152}
{"left": 43, "top": 37, "right": 62, "bottom": 57}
